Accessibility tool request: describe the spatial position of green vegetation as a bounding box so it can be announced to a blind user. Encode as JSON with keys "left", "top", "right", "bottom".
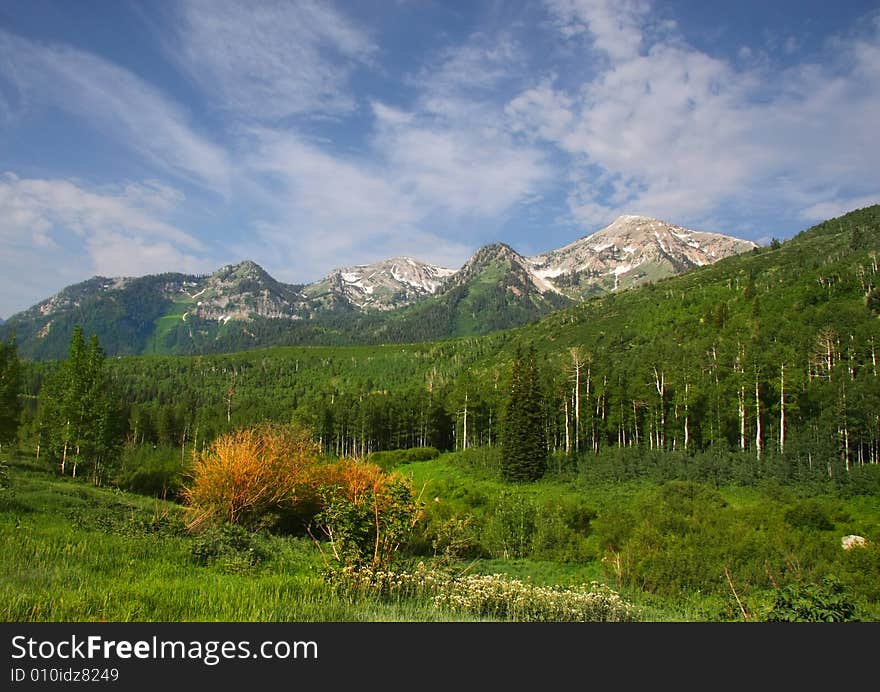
{"left": 501, "top": 346, "right": 547, "bottom": 482}
{"left": 1, "top": 451, "right": 877, "bottom": 621}
{"left": 0, "top": 334, "right": 21, "bottom": 449}
{"left": 15, "top": 205, "right": 878, "bottom": 486}
{"left": 35, "top": 325, "right": 120, "bottom": 483}
{"left": 1, "top": 205, "right": 879, "bottom": 622}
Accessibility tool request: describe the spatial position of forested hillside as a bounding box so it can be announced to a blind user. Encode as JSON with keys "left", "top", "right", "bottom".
{"left": 18, "top": 205, "right": 880, "bottom": 482}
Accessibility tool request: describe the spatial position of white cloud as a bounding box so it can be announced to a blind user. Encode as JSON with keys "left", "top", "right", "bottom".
{"left": 172, "top": 0, "right": 375, "bottom": 120}
{"left": 545, "top": 0, "right": 650, "bottom": 61}
{"left": 247, "top": 131, "right": 419, "bottom": 238}
{"left": 366, "top": 32, "right": 553, "bottom": 223}
{"left": 537, "top": 0, "right": 880, "bottom": 230}
{"left": 0, "top": 29, "right": 230, "bottom": 193}
{"left": 505, "top": 79, "right": 574, "bottom": 142}
{"left": 373, "top": 108, "right": 552, "bottom": 219}
{"left": 798, "top": 195, "right": 880, "bottom": 223}
{"left": 234, "top": 131, "right": 424, "bottom": 280}
{"left": 229, "top": 26, "right": 554, "bottom": 280}
{"left": 0, "top": 173, "right": 213, "bottom": 315}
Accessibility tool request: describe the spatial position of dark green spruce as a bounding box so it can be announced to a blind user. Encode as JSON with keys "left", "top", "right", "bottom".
{"left": 502, "top": 346, "right": 547, "bottom": 482}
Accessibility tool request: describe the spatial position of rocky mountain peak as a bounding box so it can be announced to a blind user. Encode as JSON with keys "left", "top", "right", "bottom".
{"left": 528, "top": 215, "right": 756, "bottom": 296}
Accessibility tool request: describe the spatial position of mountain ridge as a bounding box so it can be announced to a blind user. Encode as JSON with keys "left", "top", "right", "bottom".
{"left": 2, "top": 215, "right": 757, "bottom": 359}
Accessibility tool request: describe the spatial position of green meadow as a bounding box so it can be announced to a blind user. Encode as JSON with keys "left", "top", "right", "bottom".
{"left": 3, "top": 448, "right": 878, "bottom": 623}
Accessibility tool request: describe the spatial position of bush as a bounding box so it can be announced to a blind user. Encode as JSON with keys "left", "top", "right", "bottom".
{"left": 314, "top": 470, "right": 424, "bottom": 570}
{"left": 183, "top": 423, "right": 320, "bottom": 529}
{"left": 428, "top": 513, "right": 486, "bottom": 562}
{"left": 838, "top": 539, "right": 880, "bottom": 602}
{"left": 483, "top": 490, "right": 536, "bottom": 559}
{"left": 113, "top": 445, "right": 187, "bottom": 499}
{"left": 764, "top": 576, "right": 861, "bottom": 622}
{"left": 189, "top": 523, "right": 270, "bottom": 573}
{"left": 784, "top": 500, "right": 835, "bottom": 531}
{"left": 839, "top": 463, "right": 880, "bottom": 497}
{"left": 532, "top": 498, "right": 597, "bottom": 563}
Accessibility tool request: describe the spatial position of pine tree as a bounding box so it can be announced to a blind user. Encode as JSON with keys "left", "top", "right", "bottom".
{"left": 502, "top": 346, "right": 547, "bottom": 482}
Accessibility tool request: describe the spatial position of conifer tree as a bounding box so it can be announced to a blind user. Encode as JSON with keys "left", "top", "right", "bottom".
{"left": 502, "top": 346, "right": 547, "bottom": 482}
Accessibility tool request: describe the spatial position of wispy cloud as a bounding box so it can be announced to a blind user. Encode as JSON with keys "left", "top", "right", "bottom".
{"left": 0, "top": 173, "right": 213, "bottom": 314}
{"left": 232, "top": 130, "right": 429, "bottom": 281}
{"left": 369, "top": 31, "right": 553, "bottom": 224}
{"left": 171, "top": 0, "right": 376, "bottom": 121}
{"left": 228, "top": 26, "right": 553, "bottom": 278}
{"left": 0, "top": 29, "right": 231, "bottom": 194}
{"left": 373, "top": 103, "right": 551, "bottom": 220}
{"left": 537, "top": 0, "right": 880, "bottom": 231}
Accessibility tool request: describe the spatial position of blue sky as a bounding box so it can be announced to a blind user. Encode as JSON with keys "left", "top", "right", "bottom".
{"left": 1, "top": 0, "right": 879, "bottom": 318}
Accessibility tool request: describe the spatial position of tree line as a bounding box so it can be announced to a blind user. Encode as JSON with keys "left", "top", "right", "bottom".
{"left": 5, "top": 205, "right": 880, "bottom": 486}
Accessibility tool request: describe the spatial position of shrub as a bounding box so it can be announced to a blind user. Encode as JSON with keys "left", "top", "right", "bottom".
{"left": 113, "top": 445, "right": 187, "bottom": 499}
{"left": 764, "top": 576, "right": 861, "bottom": 622}
{"left": 314, "top": 470, "right": 424, "bottom": 570}
{"left": 189, "top": 523, "right": 270, "bottom": 573}
{"left": 183, "top": 423, "right": 320, "bottom": 529}
{"left": 532, "top": 499, "right": 597, "bottom": 563}
{"left": 483, "top": 490, "right": 536, "bottom": 559}
{"left": 784, "top": 500, "right": 835, "bottom": 531}
{"left": 428, "top": 514, "right": 485, "bottom": 562}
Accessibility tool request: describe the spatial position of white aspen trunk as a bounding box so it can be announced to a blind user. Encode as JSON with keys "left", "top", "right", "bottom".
{"left": 574, "top": 362, "right": 580, "bottom": 453}
{"left": 61, "top": 419, "right": 69, "bottom": 476}
{"left": 632, "top": 401, "right": 639, "bottom": 447}
{"left": 684, "top": 383, "right": 690, "bottom": 451}
{"left": 779, "top": 364, "right": 786, "bottom": 454}
{"left": 584, "top": 366, "right": 591, "bottom": 454}
{"left": 462, "top": 393, "right": 468, "bottom": 451}
{"left": 564, "top": 398, "right": 570, "bottom": 454}
{"left": 739, "top": 385, "right": 746, "bottom": 452}
{"left": 871, "top": 337, "right": 877, "bottom": 377}
{"left": 849, "top": 335, "right": 855, "bottom": 381}
{"left": 755, "top": 376, "right": 762, "bottom": 461}
{"left": 653, "top": 367, "right": 665, "bottom": 449}
{"left": 843, "top": 388, "right": 850, "bottom": 472}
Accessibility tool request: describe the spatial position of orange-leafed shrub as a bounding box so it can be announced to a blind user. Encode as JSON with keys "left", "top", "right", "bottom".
{"left": 315, "top": 457, "right": 386, "bottom": 503}
{"left": 314, "top": 460, "right": 424, "bottom": 570}
{"left": 183, "top": 423, "right": 319, "bottom": 529}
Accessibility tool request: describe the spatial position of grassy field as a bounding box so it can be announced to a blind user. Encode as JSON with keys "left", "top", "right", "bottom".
{"left": 2, "top": 449, "right": 878, "bottom": 622}
{"left": 0, "top": 457, "right": 470, "bottom": 622}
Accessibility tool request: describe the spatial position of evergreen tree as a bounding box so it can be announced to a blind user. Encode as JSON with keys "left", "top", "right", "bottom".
{"left": 502, "top": 346, "right": 547, "bottom": 482}
{"left": 0, "top": 334, "right": 21, "bottom": 449}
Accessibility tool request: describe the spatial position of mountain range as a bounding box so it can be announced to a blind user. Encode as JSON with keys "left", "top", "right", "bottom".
{"left": 1, "top": 215, "right": 756, "bottom": 359}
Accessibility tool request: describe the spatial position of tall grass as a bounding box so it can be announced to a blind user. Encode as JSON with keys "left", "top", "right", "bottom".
{"left": 0, "top": 463, "right": 453, "bottom": 622}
